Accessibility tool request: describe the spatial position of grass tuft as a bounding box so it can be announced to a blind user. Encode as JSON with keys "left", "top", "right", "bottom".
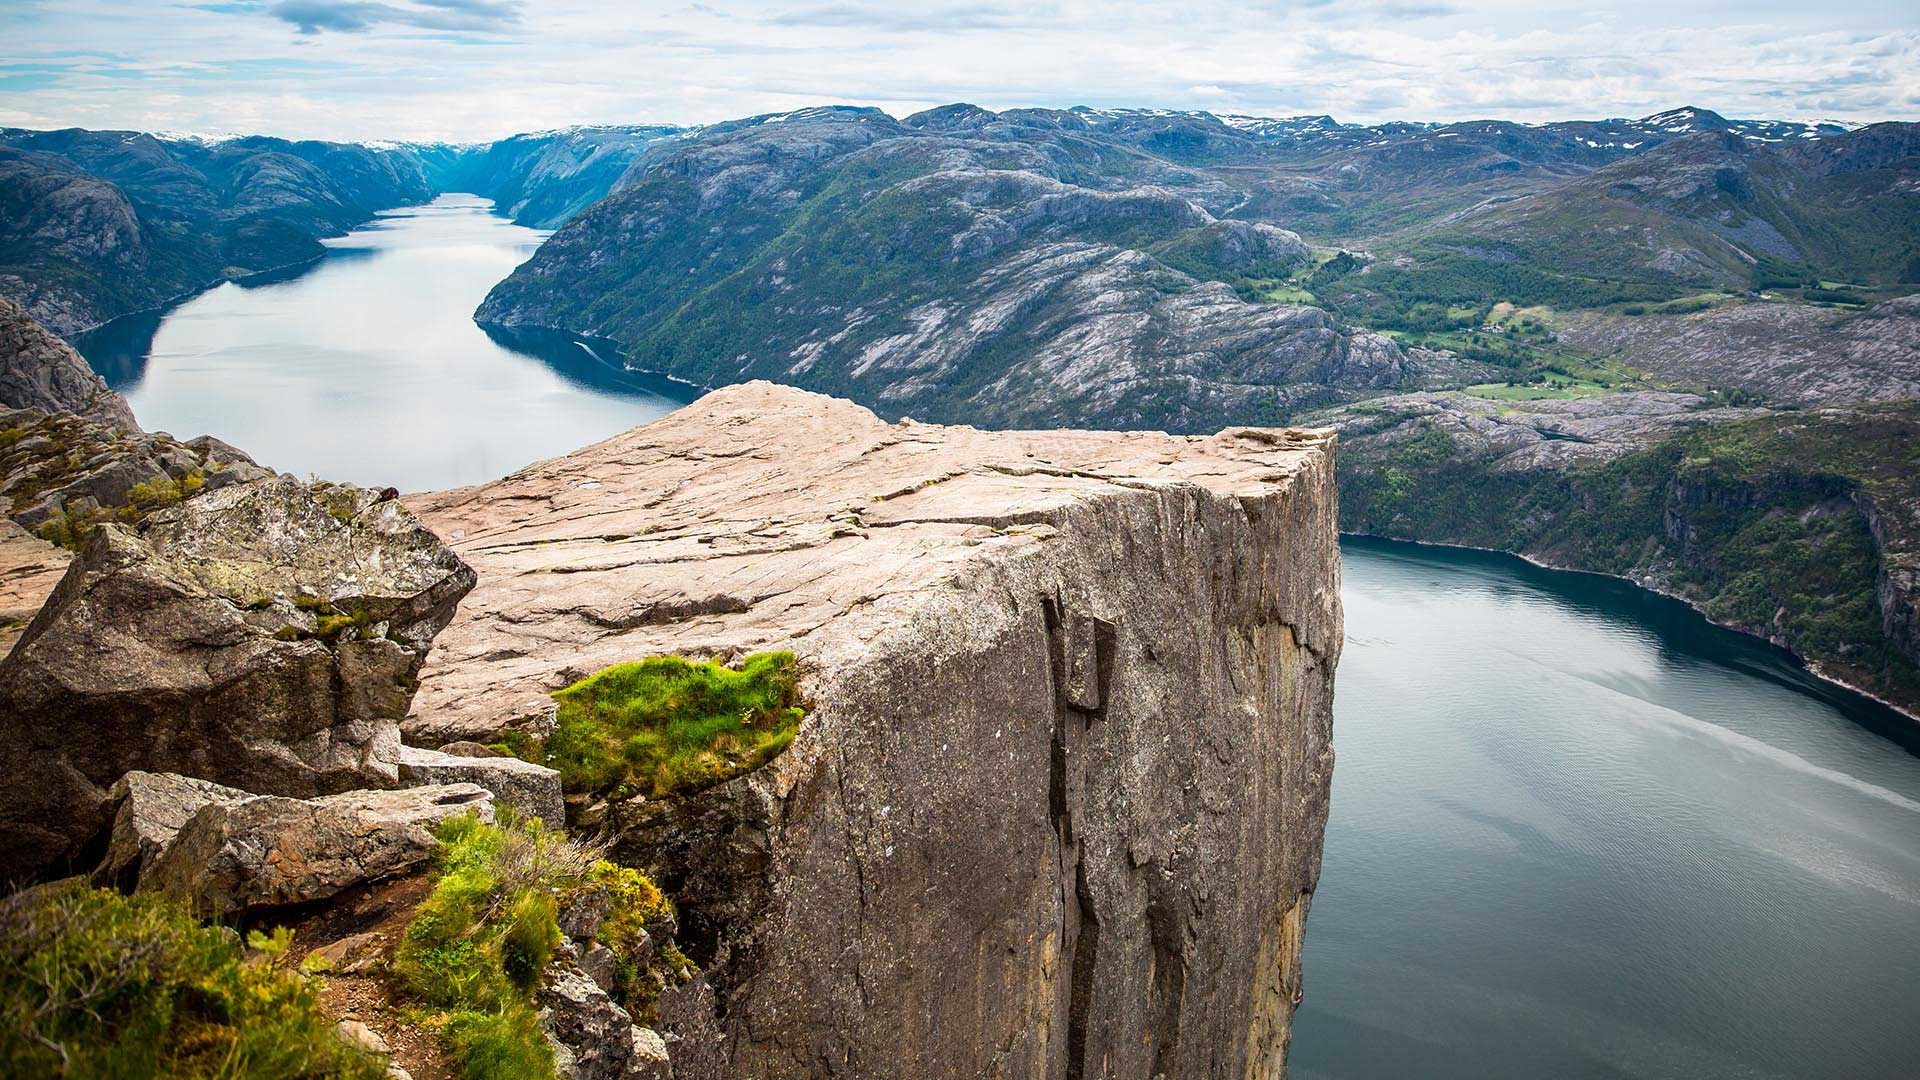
{"left": 539, "top": 652, "right": 806, "bottom": 800}
{"left": 393, "top": 814, "right": 682, "bottom": 1080}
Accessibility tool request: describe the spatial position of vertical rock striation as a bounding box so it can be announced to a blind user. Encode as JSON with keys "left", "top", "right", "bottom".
{"left": 406, "top": 382, "right": 1342, "bottom": 1079}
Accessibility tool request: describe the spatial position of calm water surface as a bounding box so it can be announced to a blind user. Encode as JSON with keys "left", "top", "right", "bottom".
{"left": 1294, "top": 537, "right": 1920, "bottom": 1080}
{"left": 78, "top": 194, "right": 692, "bottom": 492}
{"left": 74, "top": 196, "right": 1920, "bottom": 1078}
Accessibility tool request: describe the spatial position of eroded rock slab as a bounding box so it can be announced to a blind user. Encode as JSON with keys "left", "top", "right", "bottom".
{"left": 92, "top": 771, "right": 255, "bottom": 889}
{"left": 407, "top": 382, "right": 1341, "bottom": 1079}
{"left": 142, "top": 783, "right": 494, "bottom": 917}
{"left": 394, "top": 743, "right": 563, "bottom": 825}
{"left": 0, "top": 474, "right": 476, "bottom": 878}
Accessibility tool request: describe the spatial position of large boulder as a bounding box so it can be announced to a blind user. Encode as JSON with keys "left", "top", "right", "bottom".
{"left": 0, "top": 406, "right": 269, "bottom": 540}
{"left": 0, "top": 474, "right": 476, "bottom": 879}
{"left": 141, "top": 783, "right": 494, "bottom": 916}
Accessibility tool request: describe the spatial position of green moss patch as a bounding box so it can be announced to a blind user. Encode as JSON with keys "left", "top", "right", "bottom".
{"left": 0, "top": 881, "right": 386, "bottom": 1079}
{"left": 534, "top": 652, "right": 805, "bottom": 801}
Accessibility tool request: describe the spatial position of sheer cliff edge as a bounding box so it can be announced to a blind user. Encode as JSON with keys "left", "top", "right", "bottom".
{"left": 404, "top": 381, "right": 1344, "bottom": 1080}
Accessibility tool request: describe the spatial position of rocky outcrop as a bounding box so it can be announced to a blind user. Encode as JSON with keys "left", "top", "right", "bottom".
{"left": 0, "top": 474, "right": 475, "bottom": 879}
{"left": 0, "top": 406, "right": 267, "bottom": 541}
{"left": 537, "top": 964, "right": 671, "bottom": 1080}
{"left": 406, "top": 382, "right": 1342, "bottom": 1078}
{"left": 0, "top": 404, "right": 269, "bottom": 655}
{"left": 0, "top": 295, "right": 134, "bottom": 427}
{"left": 142, "top": 784, "right": 493, "bottom": 916}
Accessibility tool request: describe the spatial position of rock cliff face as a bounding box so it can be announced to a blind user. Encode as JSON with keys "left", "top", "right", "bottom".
{"left": 406, "top": 382, "right": 1342, "bottom": 1078}
{"left": 0, "top": 295, "right": 134, "bottom": 427}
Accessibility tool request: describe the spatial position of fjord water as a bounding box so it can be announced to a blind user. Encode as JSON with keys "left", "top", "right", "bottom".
{"left": 1293, "top": 537, "right": 1920, "bottom": 1080}
{"left": 74, "top": 195, "right": 1920, "bottom": 1079}
{"left": 78, "top": 194, "right": 691, "bottom": 492}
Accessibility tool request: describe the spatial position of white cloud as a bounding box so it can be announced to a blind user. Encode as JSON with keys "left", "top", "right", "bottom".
{"left": 0, "top": 0, "right": 1912, "bottom": 141}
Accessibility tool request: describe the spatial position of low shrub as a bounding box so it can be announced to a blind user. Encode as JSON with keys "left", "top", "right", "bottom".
{"left": 0, "top": 881, "right": 385, "bottom": 1079}
{"left": 394, "top": 814, "right": 681, "bottom": 1079}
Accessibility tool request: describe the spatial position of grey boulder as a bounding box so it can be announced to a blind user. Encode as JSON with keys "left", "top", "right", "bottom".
{"left": 142, "top": 783, "right": 494, "bottom": 916}
{"left": 395, "top": 743, "right": 564, "bottom": 825}
{"left": 0, "top": 474, "right": 476, "bottom": 878}
{"left": 92, "top": 771, "right": 255, "bottom": 888}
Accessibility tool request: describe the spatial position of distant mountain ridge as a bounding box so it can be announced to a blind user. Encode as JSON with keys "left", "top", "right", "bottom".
{"left": 474, "top": 103, "right": 1916, "bottom": 428}
{"left": 0, "top": 124, "right": 688, "bottom": 334}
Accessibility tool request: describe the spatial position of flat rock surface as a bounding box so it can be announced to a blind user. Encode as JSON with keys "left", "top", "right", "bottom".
{"left": 405, "top": 380, "right": 1332, "bottom": 744}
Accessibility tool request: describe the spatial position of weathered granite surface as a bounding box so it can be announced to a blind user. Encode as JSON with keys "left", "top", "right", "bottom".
{"left": 406, "top": 381, "right": 1342, "bottom": 1079}
{"left": 0, "top": 520, "right": 65, "bottom": 653}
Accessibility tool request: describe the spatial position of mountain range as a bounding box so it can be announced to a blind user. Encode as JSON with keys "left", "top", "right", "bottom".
{"left": 1, "top": 103, "right": 1916, "bottom": 713}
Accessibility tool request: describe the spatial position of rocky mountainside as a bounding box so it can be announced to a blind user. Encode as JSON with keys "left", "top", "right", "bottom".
{"left": 474, "top": 105, "right": 1917, "bottom": 430}
{"left": 0, "top": 294, "right": 134, "bottom": 426}
{"left": 420, "top": 125, "right": 689, "bottom": 228}
{"left": 1415, "top": 123, "right": 1920, "bottom": 292}
{"left": 476, "top": 106, "right": 1483, "bottom": 430}
{"left": 1315, "top": 391, "right": 1920, "bottom": 712}
{"left": 0, "top": 128, "right": 434, "bottom": 334}
{"left": 1557, "top": 296, "right": 1920, "bottom": 405}
{"left": 404, "top": 382, "right": 1341, "bottom": 1077}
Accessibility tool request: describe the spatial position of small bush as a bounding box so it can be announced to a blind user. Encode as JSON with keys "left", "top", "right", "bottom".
{"left": 395, "top": 814, "right": 681, "bottom": 1080}
{"left": 0, "top": 881, "right": 385, "bottom": 1079}
{"left": 540, "top": 652, "right": 806, "bottom": 800}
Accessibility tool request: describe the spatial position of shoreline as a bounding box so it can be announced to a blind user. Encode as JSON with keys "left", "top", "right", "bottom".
{"left": 1342, "top": 530, "right": 1920, "bottom": 725}
{"left": 63, "top": 200, "right": 437, "bottom": 342}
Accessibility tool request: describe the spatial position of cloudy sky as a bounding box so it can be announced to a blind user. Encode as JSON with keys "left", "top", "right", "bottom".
{"left": 1, "top": 1, "right": 1914, "bottom": 141}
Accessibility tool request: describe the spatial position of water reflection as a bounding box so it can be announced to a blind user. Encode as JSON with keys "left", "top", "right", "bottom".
{"left": 1292, "top": 537, "right": 1920, "bottom": 1080}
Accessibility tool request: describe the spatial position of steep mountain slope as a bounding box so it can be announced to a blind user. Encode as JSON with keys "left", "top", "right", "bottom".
{"left": 1319, "top": 392, "right": 1920, "bottom": 712}
{"left": 1414, "top": 123, "right": 1920, "bottom": 290}
{"left": 422, "top": 125, "right": 689, "bottom": 228}
{"left": 0, "top": 295, "right": 134, "bottom": 427}
{"left": 0, "top": 129, "right": 433, "bottom": 334}
{"left": 477, "top": 106, "right": 1473, "bottom": 431}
